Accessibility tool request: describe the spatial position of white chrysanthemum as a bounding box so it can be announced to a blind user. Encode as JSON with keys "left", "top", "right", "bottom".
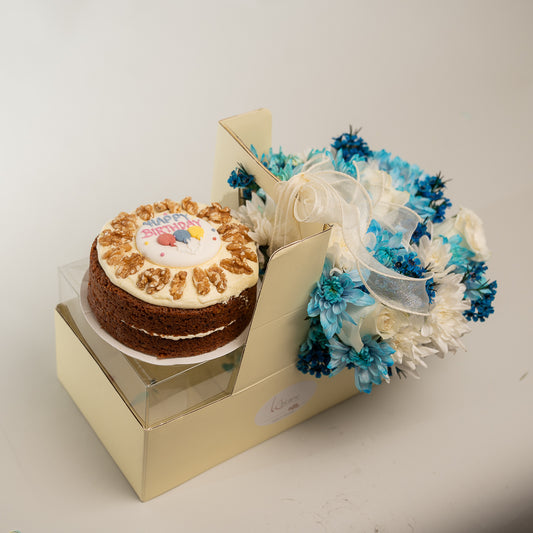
{"left": 421, "top": 272, "right": 470, "bottom": 357}
{"left": 415, "top": 235, "right": 454, "bottom": 279}
{"left": 235, "top": 192, "right": 276, "bottom": 247}
{"left": 388, "top": 325, "right": 437, "bottom": 376}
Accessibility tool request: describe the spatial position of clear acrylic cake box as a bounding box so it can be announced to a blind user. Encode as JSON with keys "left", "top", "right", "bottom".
{"left": 55, "top": 109, "right": 359, "bottom": 501}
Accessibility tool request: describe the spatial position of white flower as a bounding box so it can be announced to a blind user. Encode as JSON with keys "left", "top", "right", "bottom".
{"left": 358, "top": 304, "right": 434, "bottom": 374}
{"left": 363, "top": 303, "right": 411, "bottom": 340}
{"left": 327, "top": 225, "right": 356, "bottom": 271}
{"left": 359, "top": 161, "right": 410, "bottom": 209}
{"left": 389, "top": 325, "right": 437, "bottom": 375}
{"left": 235, "top": 192, "right": 276, "bottom": 247}
{"left": 454, "top": 207, "right": 490, "bottom": 261}
{"left": 421, "top": 272, "right": 470, "bottom": 356}
{"left": 414, "top": 235, "right": 454, "bottom": 279}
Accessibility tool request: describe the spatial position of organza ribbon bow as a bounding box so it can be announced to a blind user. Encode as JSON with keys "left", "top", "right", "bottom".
{"left": 270, "top": 155, "right": 432, "bottom": 315}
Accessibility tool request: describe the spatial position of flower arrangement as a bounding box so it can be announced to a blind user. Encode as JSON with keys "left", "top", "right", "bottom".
{"left": 230, "top": 128, "right": 497, "bottom": 394}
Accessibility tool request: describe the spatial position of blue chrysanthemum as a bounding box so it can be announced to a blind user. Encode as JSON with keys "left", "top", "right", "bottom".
{"left": 328, "top": 335, "right": 395, "bottom": 394}
{"left": 307, "top": 259, "right": 374, "bottom": 339}
{"left": 252, "top": 145, "right": 304, "bottom": 181}
{"left": 443, "top": 234, "right": 475, "bottom": 266}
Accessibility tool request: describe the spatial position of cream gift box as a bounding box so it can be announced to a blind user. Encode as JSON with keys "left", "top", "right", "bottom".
{"left": 55, "top": 109, "right": 359, "bottom": 501}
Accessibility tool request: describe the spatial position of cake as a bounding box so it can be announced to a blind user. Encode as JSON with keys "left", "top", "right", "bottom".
{"left": 87, "top": 197, "right": 259, "bottom": 358}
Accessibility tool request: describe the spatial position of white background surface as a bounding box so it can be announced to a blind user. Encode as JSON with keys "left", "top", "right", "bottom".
{"left": 1, "top": 1, "right": 532, "bottom": 532}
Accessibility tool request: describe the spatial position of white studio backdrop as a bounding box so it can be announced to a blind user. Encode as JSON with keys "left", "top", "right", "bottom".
{"left": 1, "top": 1, "right": 532, "bottom": 532}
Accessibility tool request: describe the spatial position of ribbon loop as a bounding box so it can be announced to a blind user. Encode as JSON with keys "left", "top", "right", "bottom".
{"left": 270, "top": 156, "right": 431, "bottom": 315}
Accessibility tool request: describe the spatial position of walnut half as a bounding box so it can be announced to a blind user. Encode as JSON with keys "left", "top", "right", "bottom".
{"left": 102, "top": 243, "right": 133, "bottom": 266}
{"left": 206, "top": 265, "right": 227, "bottom": 293}
{"left": 135, "top": 204, "right": 154, "bottom": 221}
{"left": 137, "top": 267, "right": 170, "bottom": 294}
{"left": 181, "top": 196, "right": 199, "bottom": 216}
{"left": 115, "top": 253, "right": 144, "bottom": 278}
{"left": 192, "top": 267, "right": 210, "bottom": 295}
{"left": 220, "top": 257, "right": 254, "bottom": 275}
{"left": 198, "top": 202, "right": 232, "bottom": 224}
{"left": 169, "top": 271, "right": 187, "bottom": 300}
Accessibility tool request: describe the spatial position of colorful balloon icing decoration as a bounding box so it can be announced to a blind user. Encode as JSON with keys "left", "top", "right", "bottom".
{"left": 173, "top": 229, "right": 192, "bottom": 244}
{"left": 189, "top": 226, "right": 204, "bottom": 240}
{"left": 157, "top": 233, "right": 177, "bottom": 246}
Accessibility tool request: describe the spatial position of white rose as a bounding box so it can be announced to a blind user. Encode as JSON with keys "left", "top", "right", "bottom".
{"left": 454, "top": 207, "right": 490, "bottom": 261}
{"left": 360, "top": 304, "right": 411, "bottom": 340}
{"left": 359, "top": 162, "right": 410, "bottom": 208}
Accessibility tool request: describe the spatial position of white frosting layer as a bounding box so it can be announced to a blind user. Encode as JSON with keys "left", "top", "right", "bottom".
{"left": 96, "top": 201, "right": 258, "bottom": 309}
{"left": 128, "top": 321, "right": 235, "bottom": 340}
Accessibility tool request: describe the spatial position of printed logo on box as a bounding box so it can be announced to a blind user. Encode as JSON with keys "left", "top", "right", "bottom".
{"left": 255, "top": 381, "right": 317, "bottom": 426}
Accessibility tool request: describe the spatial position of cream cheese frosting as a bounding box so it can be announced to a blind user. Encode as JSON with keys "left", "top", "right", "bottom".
{"left": 96, "top": 199, "right": 259, "bottom": 309}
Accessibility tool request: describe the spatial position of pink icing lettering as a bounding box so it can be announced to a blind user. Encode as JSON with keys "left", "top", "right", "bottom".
{"left": 141, "top": 228, "right": 154, "bottom": 238}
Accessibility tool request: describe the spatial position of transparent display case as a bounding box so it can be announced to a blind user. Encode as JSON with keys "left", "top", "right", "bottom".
{"left": 57, "top": 259, "right": 244, "bottom": 428}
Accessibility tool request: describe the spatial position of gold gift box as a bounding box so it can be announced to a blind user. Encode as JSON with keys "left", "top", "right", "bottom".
{"left": 55, "top": 109, "right": 359, "bottom": 501}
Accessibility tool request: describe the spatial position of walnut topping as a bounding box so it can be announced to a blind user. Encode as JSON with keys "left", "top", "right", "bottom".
{"left": 137, "top": 267, "right": 171, "bottom": 294}
{"left": 111, "top": 212, "right": 138, "bottom": 234}
{"left": 102, "top": 243, "right": 133, "bottom": 266}
{"left": 181, "top": 196, "right": 199, "bottom": 216}
{"left": 192, "top": 267, "right": 210, "bottom": 295}
{"left": 135, "top": 204, "right": 154, "bottom": 221}
{"left": 226, "top": 242, "right": 258, "bottom": 262}
{"left": 217, "top": 222, "right": 253, "bottom": 244}
{"left": 99, "top": 228, "right": 133, "bottom": 246}
{"left": 221, "top": 232, "right": 251, "bottom": 245}
{"left": 198, "top": 202, "right": 232, "bottom": 224}
{"left": 217, "top": 222, "right": 249, "bottom": 235}
{"left": 115, "top": 253, "right": 144, "bottom": 278}
{"left": 169, "top": 271, "right": 188, "bottom": 300}
{"left": 206, "top": 265, "right": 227, "bottom": 293}
{"left": 220, "top": 257, "right": 254, "bottom": 275}
{"left": 154, "top": 198, "right": 181, "bottom": 213}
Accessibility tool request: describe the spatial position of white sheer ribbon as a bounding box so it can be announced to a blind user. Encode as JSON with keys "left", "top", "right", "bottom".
{"left": 270, "top": 156, "right": 431, "bottom": 315}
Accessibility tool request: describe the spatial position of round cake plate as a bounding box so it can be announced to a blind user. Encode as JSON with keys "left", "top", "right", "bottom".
{"left": 79, "top": 270, "right": 250, "bottom": 366}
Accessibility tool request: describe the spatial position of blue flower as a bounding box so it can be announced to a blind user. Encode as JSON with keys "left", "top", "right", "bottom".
{"left": 297, "top": 317, "right": 332, "bottom": 378}
{"left": 443, "top": 235, "right": 475, "bottom": 266}
{"left": 331, "top": 127, "right": 373, "bottom": 162}
{"left": 328, "top": 335, "right": 395, "bottom": 393}
{"left": 367, "top": 221, "right": 426, "bottom": 278}
{"left": 410, "top": 219, "right": 431, "bottom": 245}
{"left": 372, "top": 149, "right": 425, "bottom": 191}
{"left": 227, "top": 165, "right": 258, "bottom": 200}
{"left": 372, "top": 152, "right": 452, "bottom": 223}
{"left": 254, "top": 146, "right": 304, "bottom": 181}
{"left": 463, "top": 280, "right": 497, "bottom": 322}
{"left": 307, "top": 259, "right": 374, "bottom": 339}
{"left": 459, "top": 261, "right": 497, "bottom": 322}
{"left": 413, "top": 173, "right": 452, "bottom": 223}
